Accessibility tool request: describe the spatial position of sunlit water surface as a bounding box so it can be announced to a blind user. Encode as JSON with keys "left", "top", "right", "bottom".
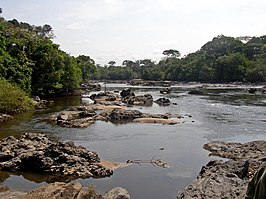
{"left": 0, "top": 84, "right": 265, "bottom": 199}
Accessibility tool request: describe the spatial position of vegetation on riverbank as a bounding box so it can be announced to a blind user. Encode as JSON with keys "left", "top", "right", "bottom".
{"left": 0, "top": 15, "right": 96, "bottom": 98}
{"left": 0, "top": 78, "right": 33, "bottom": 114}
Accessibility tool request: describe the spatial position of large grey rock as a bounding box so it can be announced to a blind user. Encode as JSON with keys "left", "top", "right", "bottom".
{"left": 177, "top": 140, "right": 266, "bottom": 199}
{"left": 177, "top": 160, "right": 257, "bottom": 199}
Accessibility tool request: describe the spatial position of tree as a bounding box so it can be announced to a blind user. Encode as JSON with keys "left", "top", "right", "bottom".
{"left": 216, "top": 52, "right": 247, "bottom": 82}
{"left": 108, "top": 61, "right": 116, "bottom": 66}
{"left": 76, "top": 55, "right": 96, "bottom": 80}
{"left": 122, "top": 60, "right": 135, "bottom": 67}
{"left": 200, "top": 35, "right": 243, "bottom": 57}
{"left": 162, "top": 49, "right": 181, "bottom": 58}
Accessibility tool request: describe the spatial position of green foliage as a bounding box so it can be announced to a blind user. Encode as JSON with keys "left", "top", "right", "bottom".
{"left": 0, "top": 17, "right": 87, "bottom": 97}
{"left": 162, "top": 49, "right": 181, "bottom": 58}
{"left": 76, "top": 55, "right": 96, "bottom": 80}
{"left": 96, "top": 35, "right": 265, "bottom": 83}
{"left": 0, "top": 79, "right": 33, "bottom": 114}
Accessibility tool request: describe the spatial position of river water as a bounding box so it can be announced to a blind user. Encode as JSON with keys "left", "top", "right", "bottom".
{"left": 0, "top": 84, "right": 265, "bottom": 198}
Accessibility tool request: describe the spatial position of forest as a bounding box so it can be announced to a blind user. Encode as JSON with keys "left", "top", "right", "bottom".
{"left": 0, "top": 14, "right": 266, "bottom": 101}
{"left": 96, "top": 36, "right": 266, "bottom": 83}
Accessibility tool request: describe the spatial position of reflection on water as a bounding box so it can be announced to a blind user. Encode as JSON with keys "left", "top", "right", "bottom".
{"left": 0, "top": 84, "right": 265, "bottom": 198}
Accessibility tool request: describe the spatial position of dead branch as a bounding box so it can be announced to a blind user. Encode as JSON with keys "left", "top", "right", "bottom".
{"left": 126, "top": 156, "right": 170, "bottom": 168}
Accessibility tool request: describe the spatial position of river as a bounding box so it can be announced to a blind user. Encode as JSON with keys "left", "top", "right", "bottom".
{"left": 0, "top": 83, "right": 265, "bottom": 199}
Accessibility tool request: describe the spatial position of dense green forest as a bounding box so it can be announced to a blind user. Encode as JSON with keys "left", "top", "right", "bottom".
{"left": 0, "top": 13, "right": 265, "bottom": 102}
{"left": 96, "top": 36, "right": 266, "bottom": 83}
{"left": 0, "top": 15, "right": 96, "bottom": 97}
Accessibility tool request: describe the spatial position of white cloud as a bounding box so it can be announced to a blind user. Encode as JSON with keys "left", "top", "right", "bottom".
{"left": 66, "top": 22, "right": 85, "bottom": 30}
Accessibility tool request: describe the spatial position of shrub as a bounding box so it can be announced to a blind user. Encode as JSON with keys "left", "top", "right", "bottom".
{"left": 0, "top": 78, "right": 33, "bottom": 114}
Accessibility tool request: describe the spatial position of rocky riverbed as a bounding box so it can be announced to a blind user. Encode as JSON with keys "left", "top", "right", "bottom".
{"left": 177, "top": 140, "right": 266, "bottom": 199}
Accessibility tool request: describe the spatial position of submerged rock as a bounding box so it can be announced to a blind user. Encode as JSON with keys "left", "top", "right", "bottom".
{"left": 133, "top": 118, "right": 177, "bottom": 125}
{"left": 188, "top": 89, "right": 205, "bottom": 95}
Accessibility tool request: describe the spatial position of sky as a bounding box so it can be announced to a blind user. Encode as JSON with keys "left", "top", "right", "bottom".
{"left": 1, "top": 0, "right": 266, "bottom": 65}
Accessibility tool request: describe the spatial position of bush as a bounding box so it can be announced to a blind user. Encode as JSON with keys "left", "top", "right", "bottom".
{"left": 0, "top": 78, "right": 33, "bottom": 114}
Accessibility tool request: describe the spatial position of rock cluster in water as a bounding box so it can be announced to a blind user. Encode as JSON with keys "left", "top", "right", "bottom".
{"left": 177, "top": 140, "right": 266, "bottom": 199}
{"left": 0, "top": 133, "right": 113, "bottom": 181}
{"left": 47, "top": 89, "right": 182, "bottom": 128}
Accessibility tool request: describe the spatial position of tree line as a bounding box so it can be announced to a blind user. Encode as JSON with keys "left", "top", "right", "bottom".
{"left": 0, "top": 14, "right": 265, "bottom": 99}
{"left": 94, "top": 35, "right": 266, "bottom": 83}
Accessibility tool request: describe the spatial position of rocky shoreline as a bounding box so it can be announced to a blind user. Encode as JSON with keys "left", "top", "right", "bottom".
{"left": 177, "top": 140, "right": 266, "bottom": 199}
{"left": 0, "top": 133, "right": 115, "bottom": 181}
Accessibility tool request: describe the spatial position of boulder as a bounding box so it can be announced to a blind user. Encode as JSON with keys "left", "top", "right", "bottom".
{"left": 104, "top": 187, "right": 130, "bottom": 199}
{"left": 120, "top": 88, "right": 135, "bottom": 98}
{"left": 154, "top": 97, "right": 171, "bottom": 106}
{"left": 122, "top": 94, "right": 153, "bottom": 106}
